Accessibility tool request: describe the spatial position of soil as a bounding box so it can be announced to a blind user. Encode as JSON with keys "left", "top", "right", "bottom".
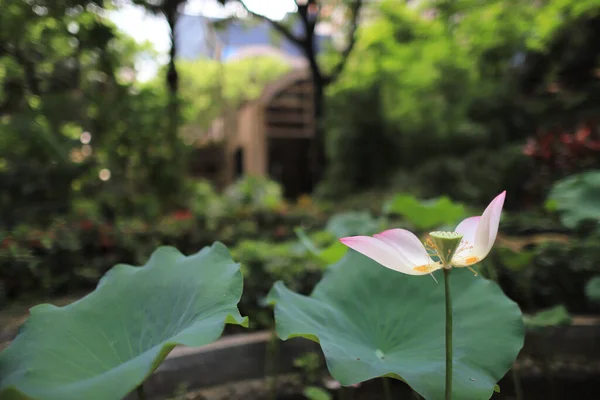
{"left": 171, "top": 361, "right": 600, "bottom": 400}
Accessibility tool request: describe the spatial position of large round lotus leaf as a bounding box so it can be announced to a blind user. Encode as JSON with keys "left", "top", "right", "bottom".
{"left": 268, "top": 250, "right": 524, "bottom": 400}
{"left": 0, "top": 243, "right": 247, "bottom": 400}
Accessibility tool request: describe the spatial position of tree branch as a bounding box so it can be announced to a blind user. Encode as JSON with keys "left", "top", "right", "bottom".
{"left": 238, "top": 0, "right": 302, "bottom": 46}
{"left": 324, "top": 0, "right": 363, "bottom": 86}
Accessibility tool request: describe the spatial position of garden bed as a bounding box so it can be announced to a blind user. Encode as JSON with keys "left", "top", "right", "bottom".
{"left": 121, "top": 318, "right": 600, "bottom": 399}
{"left": 3, "top": 294, "right": 600, "bottom": 398}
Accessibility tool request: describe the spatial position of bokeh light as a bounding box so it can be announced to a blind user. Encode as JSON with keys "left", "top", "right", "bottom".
{"left": 80, "top": 131, "right": 92, "bottom": 144}
{"left": 99, "top": 168, "right": 111, "bottom": 181}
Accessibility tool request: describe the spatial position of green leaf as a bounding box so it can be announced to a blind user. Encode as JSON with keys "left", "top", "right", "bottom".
{"left": 547, "top": 170, "right": 600, "bottom": 229}
{"left": 494, "top": 384, "right": 500, "bottom": 393}
{"left": 585, "top": 276, "right": 600, "bottom": 302}
{"left": 325, "top": 211, "right": 380, "bottom": 238}
{"left": 268, "top": 250, "right": 524, "bottom": 400}
{"left": 384, "top": 194, "right": 466, "bottom": 230}
{"left": 295, "top": 227, "right": 324, "bottom": 257}
{"left": 303, "top": 386, "right": 332, "bottom": 400}
{"left": 523, "top": 305, "right": 571, "bottom": 330}
{"left": 0, "top": 243, "right": 248, "bottom": 400}
{"left": 295, "top": 227, "right": 348, "bottom": 266}
{"left": 496, "top": 246, "right": 535, "bottom": 271}
{"left": 319, "top": 242, "right": 349, "bottom": 265}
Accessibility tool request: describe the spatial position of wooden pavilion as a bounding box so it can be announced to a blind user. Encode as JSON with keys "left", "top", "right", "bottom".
{"left": 190, "top": 68, "right": 316, "bottom": 198}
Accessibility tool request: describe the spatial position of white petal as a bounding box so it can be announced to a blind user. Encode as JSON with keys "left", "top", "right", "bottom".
{"left": 453, "top": 216, "right": 485, "bottom": 265}
{"left": 451, "top": 246, "right": 480, "bottom": 267}
{"left": 374, "top": 229, "right": 434, "bottom": 266}
{"left": 340, "top": 233, "right": 441, "bottom": 276}
{"left": 455, "top": 216, "right": 480, "bottom": 247}
{"left": 340, "top": 236, "right": 417, "bottom": 274}
{"left": 474, "top": 191, "right": 505, "bottom": 259}
{"left": 451, "top": 192, "right": 506, "bottom": 266}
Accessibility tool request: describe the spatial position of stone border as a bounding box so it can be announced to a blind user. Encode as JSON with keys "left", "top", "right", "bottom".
{"left": 131, "top": 331, "right": 320, "bottom": 399}
{"left": 129, "top": 317, "right": 600, "bottom": 399}
{"left": 3, "top": 317, "right": 599, "bottom": 399}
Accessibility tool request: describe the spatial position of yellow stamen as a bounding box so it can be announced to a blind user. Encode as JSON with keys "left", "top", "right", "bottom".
{"left": 466, "top": 265, "right": 479, "bottom": 276}
{"left": 465, "top": 256, "right": 479, "bottom": 265}
{"left": 454, "top": 241, "right": 474, "bottom": 257}
{"left": 414, "top": 265, "right": 434, "bottom": 273}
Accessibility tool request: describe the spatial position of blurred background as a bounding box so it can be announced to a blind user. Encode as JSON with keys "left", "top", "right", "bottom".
{"left": 1, "top": 0, "right": 600, "bottom": 398}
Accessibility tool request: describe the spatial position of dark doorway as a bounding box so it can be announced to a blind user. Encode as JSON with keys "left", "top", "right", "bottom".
{"left": 234, "top": 148, "right": 244, "bottom": 178}
{"left": 268, "top": 138, "right": 312, "bottom": 198}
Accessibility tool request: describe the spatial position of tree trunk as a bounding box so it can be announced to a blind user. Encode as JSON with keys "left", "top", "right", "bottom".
{"left": 160, "top": 6, "right": 186, "bottom": 209}
{"left": 304, "top": 30, "right": 327, "bottom": 190}
{"left": 166, "top": 7, "right": 179, "bottom": 131}
{"left": 311, "top": 75, "right": 326, "bottom": 187}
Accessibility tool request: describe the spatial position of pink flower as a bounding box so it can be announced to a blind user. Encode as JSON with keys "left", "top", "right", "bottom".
{"left": 340, "top": 192, "right": 506, "bottom": 276}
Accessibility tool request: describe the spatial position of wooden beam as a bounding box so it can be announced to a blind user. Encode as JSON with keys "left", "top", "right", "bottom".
{"left": 265, "top": 112, "right": 308, "bottom": 125}
{"left": 267, "top": 97, "right": 307, "bottom": 110}
{"left": 267, "top": 127, "right": 314, "bottom": 139}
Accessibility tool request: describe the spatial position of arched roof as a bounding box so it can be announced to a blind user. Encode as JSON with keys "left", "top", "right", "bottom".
{"left": 257, "top": 68, "right": 312, "bottom": 106}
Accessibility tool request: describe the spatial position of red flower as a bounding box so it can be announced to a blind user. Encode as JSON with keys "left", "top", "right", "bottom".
{"left": 79, "top": 220, "right": 94, "bottom": 231}
{"left": 172, "top": 209, "right": 193, "bottom": 221}
{"left": 1, "top": 237, "right": 15, "bottom": 249}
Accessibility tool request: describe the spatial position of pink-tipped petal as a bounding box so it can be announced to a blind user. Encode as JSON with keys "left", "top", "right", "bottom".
{"left": 340, "top": 236, "right": 415, "bottom": 274}
{"left": 454, "top": 216, "right": 481, "bottom": 246}
{"left": 474, "top": 191, "right": 506, "bottom": 259}
{"left": 452, "top": 192, "right": 505, "bottom": 266}
{"left": 374, "top": 229, "right": 433, "bottom": 266}
{"left": 340, "top": 234, "right": 439, "bottom": 275}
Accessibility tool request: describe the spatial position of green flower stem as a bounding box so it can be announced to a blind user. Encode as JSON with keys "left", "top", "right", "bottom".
{"left": 266, "top": 327, "right": 280, "bottom": 400}
{"left": 136, "top": 384, "right": 145, "bottom": 400}
{"left": 512, "top": 366, "right": 523, "bottom": 400}
{"left": 443, "top": 268, "right": 453, "bottom": 400}
{"left": 382, "top": 377, "right": 392, "bottom": 400}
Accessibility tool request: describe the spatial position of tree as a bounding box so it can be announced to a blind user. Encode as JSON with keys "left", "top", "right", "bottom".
{"left": 0, "top": 0, "right": 193, "bottom": 225}
{"left": 174, "top": 56, "right": 292, "bottom": 131}
{"left": 218, "top": 0, "right": 364, "bottom": 186}
{"left": 131, "top": 0, "right": 188, "bottom": 174}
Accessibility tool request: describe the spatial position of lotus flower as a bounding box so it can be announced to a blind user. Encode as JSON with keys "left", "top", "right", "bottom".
{"left": 340, "top": 191, "right": 506, "bottom": 276}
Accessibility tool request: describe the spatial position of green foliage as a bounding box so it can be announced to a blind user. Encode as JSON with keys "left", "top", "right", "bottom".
{"left": 384, "top": 194, "right": 466, "bottom": 230}
{"left": 325, "top": 211, "right": 380, "bottom": 238}
{"left": 303, "top": 386, "right": 332, "bottom": 400}
{"left": 0, "top": 243, "right": 247, "bottom": 400}
{"left": 495, "top": 247, "right": 536, "bottom": 272}
{"left": 0, "top": 0, "right": 191, "bottom": 225}
{"left": 523, "top": 305, "right": 572, "bottom": 330}
{"left": 294, "top": 352, "right": 324, "bottom": 384}
{"left": 585, "top": 276, "right": 600, "bottom": 303}
{"left": 323, "top": 0, "right": 600, "bottom": 200}
{"left": 527, "top": 0, "right": 600, "bottom": 49}
{"left": 0, "top": 194, "right": 324, "bottom": 300}
{"left": 491, "top": 230, "right": 600, "bottom": 312}
{"left": 177, "top": 56, "right": 291, "bottom": 130}
{"left": 268, "top": 250, "right": 525, "bottom": 400}
{"left": 295, "top": 227, "right": 348, "bottom": 266}
{"left": 224, "top": 176, "right": 285, "bottom": 212}
{"left": 295, "top": 209, "right": 386, "bottom": 267}
{"left": 323, "top": 1, "right": 490, "bottom": 195}
{"left": 547, "top": 170, "right": 600, "bottom": 230}
{"left": 230, "top": 239, "right": 321, "bottom": 329}
{"left": 393, "top": 146, "right": 532, "bottom": 207}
